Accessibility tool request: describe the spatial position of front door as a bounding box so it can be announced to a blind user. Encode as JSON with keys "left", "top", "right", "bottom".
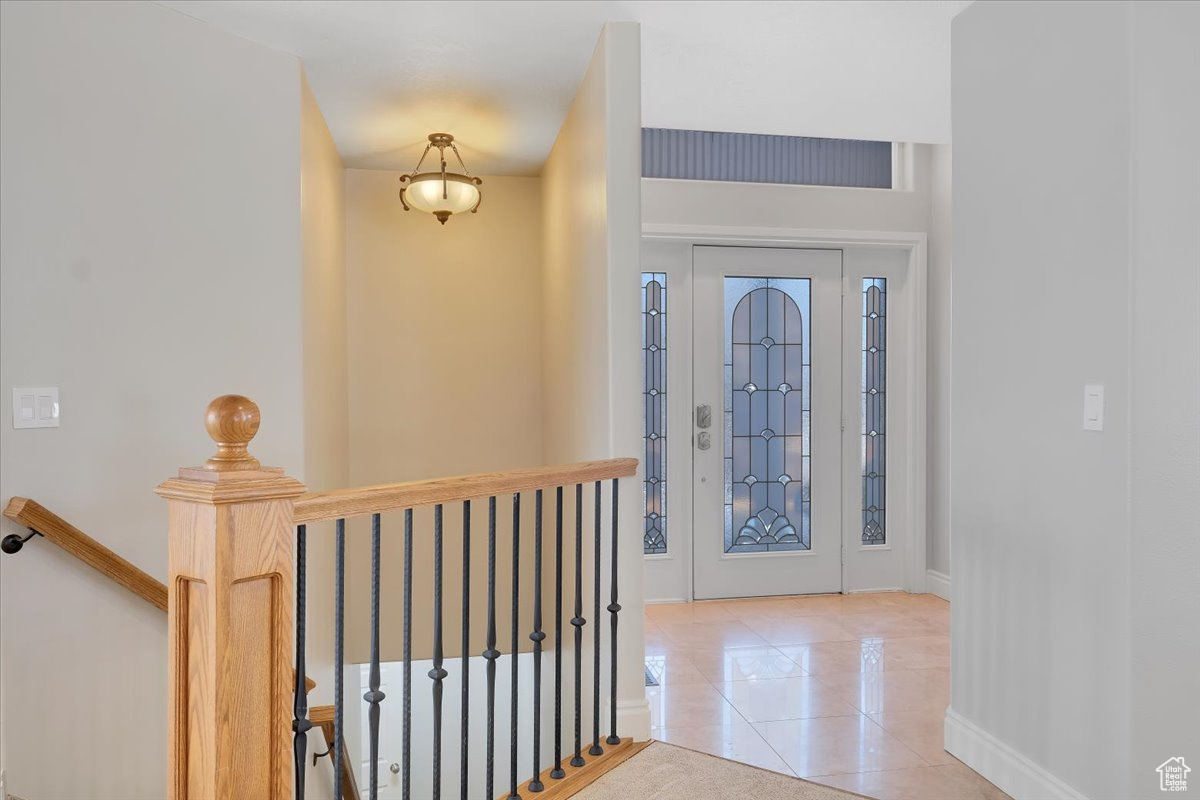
{"left": 691, "top": 246, "right": 843, "bottom": 599}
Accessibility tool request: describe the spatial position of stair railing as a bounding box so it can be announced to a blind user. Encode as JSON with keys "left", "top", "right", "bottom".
{"left": 0, "top": 494, "right": 352, "bottom": 788}
{"left": 156, "top": 395, "right": 639, "bottom": 800}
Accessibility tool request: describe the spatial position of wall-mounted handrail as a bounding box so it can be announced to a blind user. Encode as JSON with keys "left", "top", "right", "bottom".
{"left": 1, "top": 495, "right": 318, "bottom": 693}
{"left": 3, "top": 497, "right": 168, "bottom": 611}
{"left": 293, "top": 457, "right": 639, "bottom": 523}
{"left": 309, "top": 705, "right": 360, "bottom": 800}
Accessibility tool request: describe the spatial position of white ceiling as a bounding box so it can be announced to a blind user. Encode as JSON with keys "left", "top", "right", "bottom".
{"left": 159, "top": 0, "right": 971, "bottom": 175}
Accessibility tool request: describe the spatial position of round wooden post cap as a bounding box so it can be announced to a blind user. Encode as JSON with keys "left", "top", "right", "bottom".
{"left": 204, "top": 395, "right": 262, "bottom": 471}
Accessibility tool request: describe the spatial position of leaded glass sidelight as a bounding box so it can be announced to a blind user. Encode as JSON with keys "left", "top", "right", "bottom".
{"left": 723, "top": 278, "right": 811, "bottom": 553}
{"left": 642, "top": 273, "right": 668, "bottom": 555}
{"left": 861, "top": 278, "right": 887, "bottom": 545}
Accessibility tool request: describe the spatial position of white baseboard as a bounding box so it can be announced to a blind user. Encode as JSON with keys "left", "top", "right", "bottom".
{"left": 944, "top": 708, "right": 1089, "bottom": 800}
{"left": 616, "top": 696, "right": 652, "bottom": 741}
{"left": 926, "top": 568, "right": 950, "bottom": 601}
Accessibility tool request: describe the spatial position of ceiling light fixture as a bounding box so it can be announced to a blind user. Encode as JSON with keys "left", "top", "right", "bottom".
{"left": 398, "top": 133, "right": 482, "bottom": 225}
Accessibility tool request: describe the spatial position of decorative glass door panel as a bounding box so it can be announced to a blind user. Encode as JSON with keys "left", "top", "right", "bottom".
{"left": 724, "top": 278, "right": 811, "bottom": 553}
{"left": 642, "top": 272, "right": 668, "bottom": 555}
{"left": 693, "top": 246, "right": 843, "bottom": 599}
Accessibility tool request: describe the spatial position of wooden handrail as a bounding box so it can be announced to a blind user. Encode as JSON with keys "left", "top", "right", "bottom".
{"left": 4, "top": 496, "right": 168, "bottom": 610}
{"left": 309, "top": 705, "right": 360, "bottom": 799}
{"left": 2, "top": 495, "right": 317, "bottom": 694}
{"left": 294, "top": 457, "right": 639, "bottom": 523}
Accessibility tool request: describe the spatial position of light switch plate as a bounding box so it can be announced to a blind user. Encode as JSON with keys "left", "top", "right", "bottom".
{"left": 1083, "top": 384, "right": 1104, "bottom": 431}
{"left": 12, "top": 387, "right": 59, "bottom": 429}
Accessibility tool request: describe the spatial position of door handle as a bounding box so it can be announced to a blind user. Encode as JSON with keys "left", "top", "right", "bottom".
{"left": 696, "top": 404, "right": 712, "bottom": 429}
{"left": 697, "top": 431, "right": 711, "bottom": 451}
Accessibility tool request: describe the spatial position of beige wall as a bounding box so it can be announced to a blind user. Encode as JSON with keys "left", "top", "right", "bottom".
{"left": 342, "top": 169, "right": 545, "bottom": 661}
{"left": 540, "top": 22, "right": 648, "bottom": 740}
{"left": 0, "top": 2, "right": 305, "bottom": 797}
{"left": 301, "top": 76, "right": 349, "bottom": 496}
{"left": 299, "top": 72, "right": 348, "bottom": 799}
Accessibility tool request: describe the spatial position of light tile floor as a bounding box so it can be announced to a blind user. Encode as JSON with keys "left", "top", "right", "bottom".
{"left": 644, "top": 592, "right": 1011, "bottom": 800}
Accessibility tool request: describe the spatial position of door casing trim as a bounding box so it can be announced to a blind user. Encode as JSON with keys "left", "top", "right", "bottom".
{"left": 642, "top": 223, "right": 929, "bottom": 598}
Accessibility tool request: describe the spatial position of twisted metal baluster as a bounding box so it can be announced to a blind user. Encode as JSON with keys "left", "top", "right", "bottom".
{"left": 508, "top": 493, "right": 521, "bottom": 800}
{"left": 402, "top": 509, "right": 413, "bottom": 800}
{"left": 589, "top": 481, "right": 603, "bottom": 756}
{"left": 460, "top": 500, "right": 471, "bottom": 800}
{"left": 334, "top": 518, "right": 345, "bottom": 800}
{"left": 293, "top": 524, "right": 312, "bottom": 799}
{"left": 570, "top": 483, "right": 586, "bottom": 768}
{"left": 364, "top": 514, "right": 386, "bottom": 800}
{"left": 430, "top": 505, "right": 447, "bottom": 800}
{"left": 606, "top": 481, "right": 621, "bottom": 745}
{"left": 529, "top": 490, "right": 546, "bottom": 792}
{"left": 484, "top": 497, "right": 500, "bottom": 798}
{"left": 550, "top": 486, "right": 565, "bottom": 780}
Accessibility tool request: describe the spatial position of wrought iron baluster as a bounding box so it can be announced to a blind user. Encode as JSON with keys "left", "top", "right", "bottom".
{"left": 403, "top": 509, "right": 413, "bottom": 800}
{"left": 430, "top": 505, "right": 447, "bottom": 800}
{"left": 334, "top": 518, "right": 346, "bottom": 800}
{"left": 364, "top": 514, "right": 386, "bottom": 800}
{"left": 509, "top": 492, "right": 521, "bottom": 800}
{"left": 589, "top": 481, "right": 603, "bottom": 756}
{"left": 529, "top": 489, "right": 546, "bottom": 793}
{"left": 293, "top": 524, "right": 312, "bottom": 800}
{"left": 607, "top": 480, "right": 621, "bottom": 745}
{"left": 484, "top": 497, "right": 500, "bottom": 798}
{"left": 570, "top": 483, "right": 586, "bottom": 768}
{"left": 460, "top": 501, "right": 471, "bottom": 800}
{"left": 551, "top": 486, "right": 565, "bottom": 780}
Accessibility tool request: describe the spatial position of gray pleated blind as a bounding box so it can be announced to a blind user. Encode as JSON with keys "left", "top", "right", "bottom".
{"left": 642, "top": 128, "right": 892, "bottom": 189}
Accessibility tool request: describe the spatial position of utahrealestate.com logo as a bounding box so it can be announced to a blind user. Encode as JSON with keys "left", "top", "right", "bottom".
{"left": 1158, "top": 757, "right": 1191, "bottom": 792}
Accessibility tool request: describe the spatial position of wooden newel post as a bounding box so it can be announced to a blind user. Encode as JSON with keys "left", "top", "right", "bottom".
{"left": 157, "top": 395, "right": 306, "bottom": 800}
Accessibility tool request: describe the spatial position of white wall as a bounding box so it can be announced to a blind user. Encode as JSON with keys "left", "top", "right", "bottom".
{"left": 927, "top": 144, "right": 952, "bottom": 581}
{"left": 1128, "top": 2, "right": 1200, "bottom": 795}
{"left": 541, "top": 21, "right": 649, "bottom": 740}
{"left": 0, "top": 2, "right": 305, "bottom": 797}
{"left": 948, "top": 2, "right": 1199, "bottom": 798}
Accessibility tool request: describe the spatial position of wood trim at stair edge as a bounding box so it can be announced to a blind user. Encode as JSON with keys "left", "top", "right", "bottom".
{"left": 503, "top": 738, "right": 651, "bottom": 800}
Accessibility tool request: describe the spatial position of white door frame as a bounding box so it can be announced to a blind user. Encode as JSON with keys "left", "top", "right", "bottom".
{"left": 641, "top": 223, "right": 929, "bottom": 599}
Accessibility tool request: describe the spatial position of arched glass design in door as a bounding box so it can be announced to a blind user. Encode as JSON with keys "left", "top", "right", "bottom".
{"left": 693, "top": 246, "right": 843, "bottom": 600}
{"left": 724, "top": 278, "right": 811, "bottom": 553}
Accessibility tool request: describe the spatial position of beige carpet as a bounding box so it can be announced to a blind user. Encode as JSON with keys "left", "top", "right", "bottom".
{"left": 573, "top": 741, "right": 869, "bottom": 800}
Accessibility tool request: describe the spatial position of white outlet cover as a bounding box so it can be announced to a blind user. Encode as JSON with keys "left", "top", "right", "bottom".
{"left": 12, "top": 387, "right": 59, "bottom": 429}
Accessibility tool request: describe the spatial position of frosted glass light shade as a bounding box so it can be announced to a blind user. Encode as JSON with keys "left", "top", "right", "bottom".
{"left": 401, "top": 172, "right": 481, "bottom": 224}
